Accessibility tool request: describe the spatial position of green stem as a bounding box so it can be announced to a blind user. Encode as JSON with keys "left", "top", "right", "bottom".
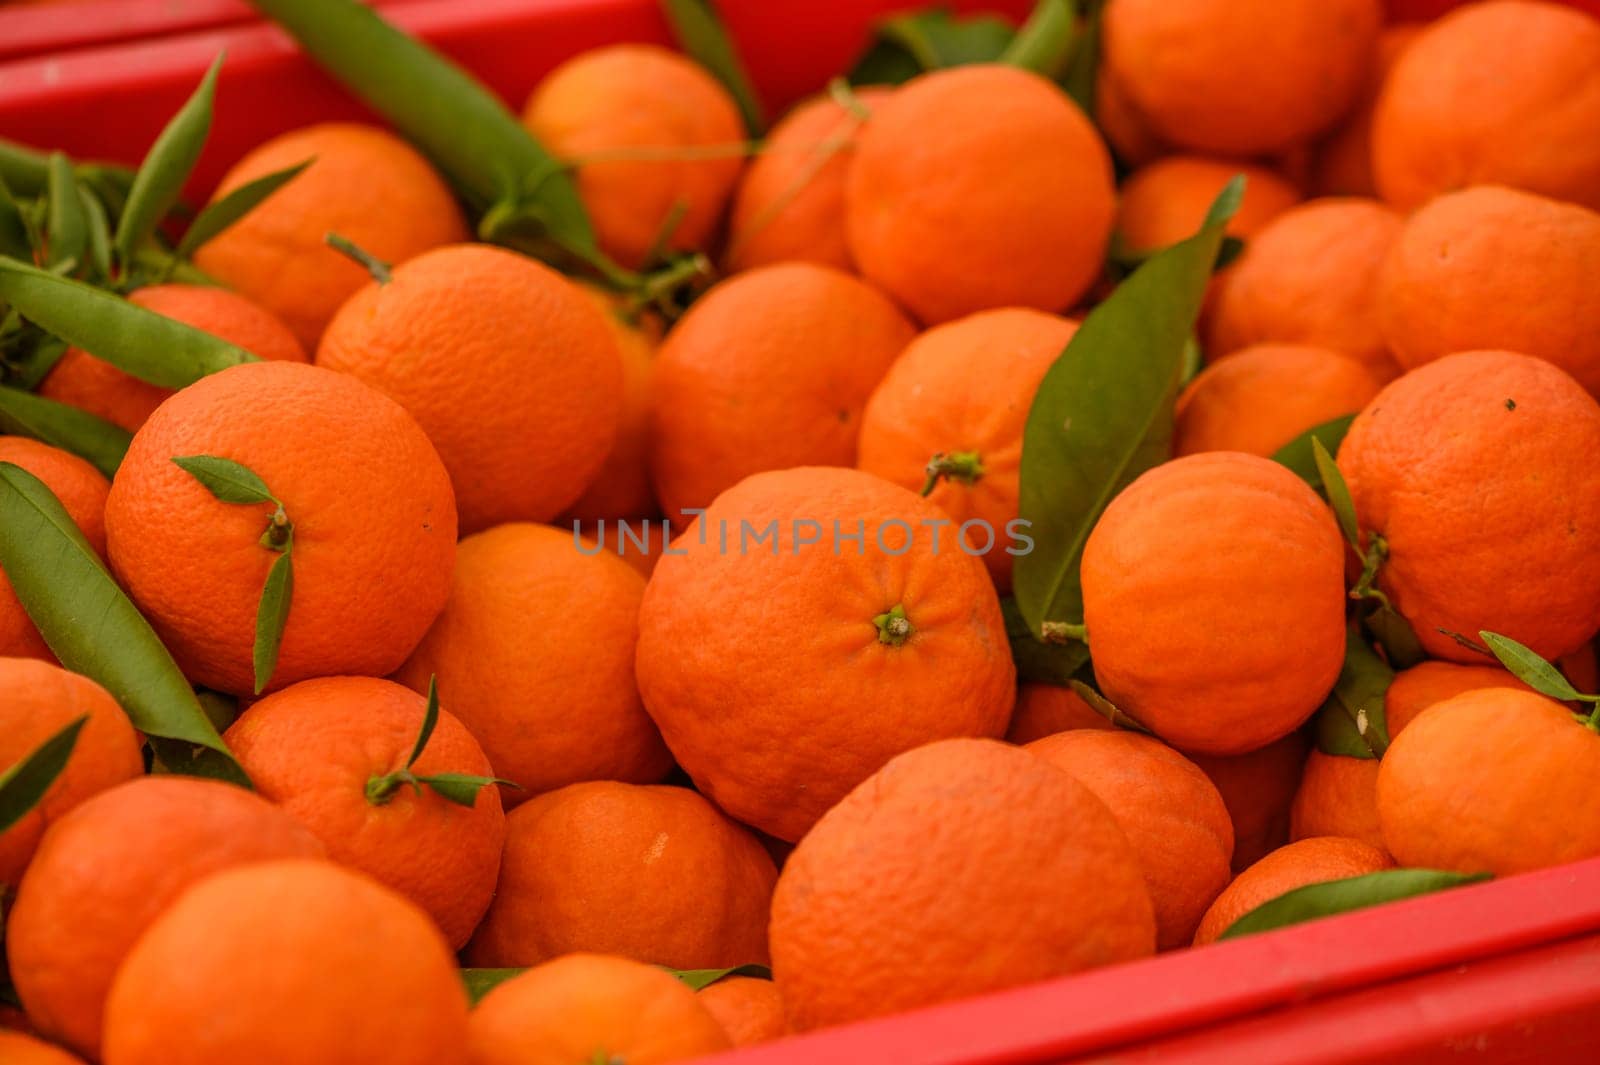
{"left": 873, "top": 604, "right": 914, "bottom": 647}
{"left": 324, "top": 232, "right": 392, "bottom": 284}
{"left": 920, "top": 450, "right": 985, "bottom": 496}
{"left": 365, "top": 767, "right": 416, "bottom": 805}
{"left": 1040, "top": 620, "right": 1087, "bottom": 645}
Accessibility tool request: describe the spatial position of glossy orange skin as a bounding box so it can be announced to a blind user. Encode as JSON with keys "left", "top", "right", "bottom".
{"left": 1028, "top": 731, "right": 1234, "bottom": 949}
{"left": 1386, "top": 662, "right": 1531, "bottom": 737}
{"left": 1372, "top": 1, "right": 1600, "bottom": 213}
{"left": 0, "top": 1032, "right": 84, "bottom": 1065}
{"left": 0, "top": 660, "right": 141, "bottom": 888}
{"left": 395, "top": 523, "right": 670, "bottom": 803}
{"left": 6, "top": 777, "right": 324, "bottom": 1058}
{"left": 1193, "top": 836, "right": 1393, "bottom": 945}
{"left": 1004, "top": 682, "right": 1112, "bottom": 744}
{"left": 1338, "top": 350, "right": 1600, "bottom": 663}
{"left": 466, "top": 781, "right": 775, "bottom": 970}
{"left": 1082, "top": 453, "right": 1346, "bottom": 755}
{"left": 104, "top": 361, "right": 457, "bottom": 695}
{"left": 725, "top": 89, "right": 892, "bottom": 272}
{"left": 223, "top": 676, "right": 505, "bottom": 949}
{"left": 193, "top": 123, "right": 468, "bottom": 348}
{"left": 1192, "top": 731, "right": 1311, "bottom": 872}
{"left": 1117, "top": 157, "right": 1301, "bottom": 255}
{"left": 1379, "top": 187, "right": 1600, "bottom": 396}
{"left": 846, "top": 65, "right": 1115, "bottom": 324}
{"left": 39, "top": 284, "right": 306, "bottom": 433}
{"left": 636, "top": 467, "right": 1015, "bottom": 841}
{"left": 469, "top": 953, "right": 731, "bottom": 1065}
{"left": 0, "top": 438, "right": 109, "bottom": 662}
{"left": 698, "top": 978, "right": 788, "bottom": 1049}
{"left": 1379, "top": 690, "right": 1600, "bottom": 876}
{"left": 1175, "top": 344, "right": 1382, "bottom": 458}
{"left": 524, "top": 44, "right": 744, "bottom": 270}
{"left": 318, "top": 244, "right": 623, "bottom": 532}
{"left": 1308, "top": 25, "right": 1422, "bottom": 197}
{"left": 102, "top": 860, "right": 469, "bottom": 1065}
{"left": 1207, "top": 198, "right": 1403, "bottom": 381}
{"left": 771, "top": 738, "right": 1156, "bottom": 1031}
{"left": 648, "top": 263, "right": 914, "bottom": 522}
{"left": 1103, "top": 0, "right": 1381, "bottom": 156}
{"left": 856, "top": 308, "right": 1079, "bottom": 591}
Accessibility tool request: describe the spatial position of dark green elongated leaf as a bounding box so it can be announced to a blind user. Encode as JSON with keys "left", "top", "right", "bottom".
{"left": 45, "top": 154, "right": 87, "bottom": 270}
{"left": 1313, "top": 629, "right": 1393, "bottom": 759}
{"left": 0, "top": 178, "right": 32, "bottom": 261}
{"left": 1062, "top": 0, "right": 1104, "bottom": 115}
{"left": 415, "top": 772, "right": 517, "bottom": 808}
{"left": 0, "top": 139, "right": 49, "bottom": 198}
{"left": 253, "top": 549, "right": 294, "bottom": 695}
{"left": 669, "top": 964, "right": 772, "bottom": 991}
{"left": 79, "top": 184, "right": 113, "bottom": 281}
{"left": 173, "top": 159, "right": 311, "bottom": 261}
{"left": 115, "top": 55, "right": 223, "bottom": 270}
{"left": 0, "top": 257, "right": 255, "bottom": 387}
{"left": 0, "top": 384, "right": 131, "bottom": 477}
{"left": 172, "top": 454, "right": 277, "bottom": 505}
{"left": 1480, "top": 631, "right": 1588, "bottom": 703}
{"left": 1273, "top": 415, "right": 1355, "bottom": 491}
{"left": 1311, "top": 437, "right": 1360, "bottom": 549}
{"left": 1012, "top": 178, "right": 1243, "bottom": 636}
{"left": 1002, "top": 597, "right": 1091, "bottom": 684}
{"left": 0, "top": 715, "right": 86, "bottom": 834}
{"left": 77, "top": 163, "right": 138, "bottom": 220}
{"left": 849, "top": 11, "right": 1017, "bottom": 85}
{"left": 1001, "top": 0, "right": 1078, "bottom": 79}
{"left": 1362, "top": 602, "right": 1425, "bottom": 670}
{"left": 1219, "top": 869, "right": 1491, "bottom": 940}
{"left": 246, "top": 0, "right": 607, "bottom": 274}
{"left": 660, "top": 0, "right": 766, "bottom": 134}
{"left": 406, "top": 676, "right": 441, "bottom": 769}
{"left": 460, "top": 968, "right": 525, "bottom": 1005}
{"left": 0, "top": 462, "right": 247, "bottom": 784}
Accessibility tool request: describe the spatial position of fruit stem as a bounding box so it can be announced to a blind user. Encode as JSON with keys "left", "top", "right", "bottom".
{"left": 364, "top": 768, "right": 417, "bottom": 806}
{"left": 873, "top": 604, "right": 914, "bottom": 647}
{"left": 261, "top": 506, "right": 293, "bottom": 551}
{"left": 1041, "top": 621, "right": 1087, "bottom": 645}
{"left": 920, "top": 451, "right": 985, "bottom": 496}
{"left": 324, "top": 232, "right": 392, "bottom": 284}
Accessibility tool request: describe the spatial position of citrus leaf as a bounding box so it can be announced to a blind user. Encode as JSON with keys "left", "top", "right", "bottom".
{"left": 849, "top": 10, "right": 1016, "bottom": 85}
{"left": 80, "top": 184, "right": 113, "bottom": 281}
{"left": 460, "top": 968, "right": 524, "bottom": 1005}
{"left": 173, "top": 159, "right": 310, "bottom": 261}
{"left": 1273, "top": 415, "right": 1355, "bottom": 491}
{"left": 1013, "top": 178, "right": 1243, "bottom": 637}
{"left": 1311, "top": 437, "right": 1360, "bottom": 550}
{"left": 172, "top": 454, "right": 276, "bottom": 505}
{"left": 1218, "top": 869, "right": 1491, "bottom": 941}
{"left": 1061, "top": 0, "right": 1104, "bottom": 115}
{"left": 0, "top": 257, "right": 255, "bottom": 387}
{"left": 0, "top": 383, "right": 131, "bottom": 477}
{"left": 415, "top": 772, "right": 517, "bottom": 808}
{"left": 660, "top": 0, "right": 765, "bottom": 134}
{"left": 0, "top": 461, "right": 247, "bottom": 784}
{"left": 0, "top": 138, "right": 49, "bottom": 198}
{"left": 1313, "top": 629, "right": 1393, "bottom": 759}
{"left": 45, "top": 154, "right": 87, "bottom": 270}
{"left": 115, "top": 55, "right": 222, "bottom": 269}
{"left": 1001, "top": 0, "right": 1078, "bottom": 79}
{"left": 1002, "top": 597, "right": 1090, "bottom": 684}
{"left": 0, "top": 715, "right": 85, "bottom": 834}
{"left": 253, "top": 548, "right": 294, "bottom": 695}
{"left": 1362, "top": 602, "right": 1425, "bottom": 670}
{"left": 0, "top": 178, "right": 32, "bottom": 261}
{"left": 1480, "top": 631, "right": 1587, "bottom": 703}
{"left": 405, "top": 676, "right": 441, "bottom": 769}
{"left": 668, "top": 964, "right": 772, "bottom": 991}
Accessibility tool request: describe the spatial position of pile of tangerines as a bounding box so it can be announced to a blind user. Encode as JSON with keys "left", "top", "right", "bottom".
{"left": 4, "top": 0, "right": 1600, "bottom": 1062}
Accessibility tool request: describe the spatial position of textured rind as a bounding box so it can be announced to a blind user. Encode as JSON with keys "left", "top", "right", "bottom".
{"left": 1338, "top": 350, "right": 1600, "bottom": 662}
{"left": 1082, "top": 452, "right": 1347, "bottom": 755}
{"left": 635, "top": 466, "right": 1016, "bottom": 842}
{"left": 770, "top": 738, "right": 1156, "bottom": 1031}
{"left": 103, "top": 361, "right": 458, "bottom": 696}
{"left": 1192, "top": 836, "right": 1394, "bottom": 945}
{"left": 1117, "top": 157, "right": 1301, "bottom": 254}
{"left": 317, "top": 243, "right": 624, "bottom": 532}
{"left": 846, "top": 65, "right": 1115, "bottom": 325}
{"left": 1378, "top": 689, "right": 1600, "bottom": 876}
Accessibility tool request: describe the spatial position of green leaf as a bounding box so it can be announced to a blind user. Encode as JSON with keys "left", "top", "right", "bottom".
{"left": 668, "top": 964, "right": 772, "bottom": 991}
{"left": 0, "top": 178, "right": 33, "bottom": 261}
{"left": 245, "top": 0, "right": 608, "bottom": 275}
{"left": 0, "top": 462, "right": 247, "bottom": 784}
{"left": 1002, "top": 597, "right": 1090, "bottom": 684}
{"left": 849, "top": 10, "right": 1017, "bottom": 85}
{"left": 1480, "top": 631, "right": 1587, "bottom": 703}
{"left": 253, "top": 548, "right": 294, "bottom": 695}
{"left": 406, "top": 676, "right": 441, "bottom": 769}
{"left": 1218, "top": 869, "right": 1491, "bottom": 940}
{"left": 1001, "top": 0, "right": 1078, "bottom": 79}
{"left": 173, "top": 159, "right": 311, "bottom": 261}
{"left": 115, "top": 56, "right": 223, "bottom": 270}
{"left": 0, "top": 256, "right": 255, "bottom": 387}
{"left": 80, "top": 184, "right": 113, "bottom": 282}
{"left": 415, "top": 772, "right": 517, "bottom": 808}
{"left": 1061, "top": 0, "right": 1104, "bottom": 115}
{"left": 0, "top": 138, "right": 50, "bottom": 198}
{"left": 660, "top": 0, "right": 766, "bottom": 134}
{"left": 1313, "top": 629, "right": 1393, "bottom": 759}
{"left": 0, "top": 715, "right": 86, "bottom": 834}
{"left": 460, "top": 968, "right": 525, "bottom": 1005}
{"left": 1012, "top": 178, "right": 1242, "bottom": 637}
{"left": 1272, "top": 415, "right": 1355, "bottom": 491}
{"left": 1362, "top": 602, "right": 1425, "bottom": 670}
{"left": 45, "top": 155, "right": 88, "bottom": 271}
{"left": 172, "top": 454, "right": 277, "bottom": 505}
{"left": 1311, "top": 437, "right": 1360, "bottom": 550}
{"left": 0, "top": 384, "right": 131, "bottom": 477}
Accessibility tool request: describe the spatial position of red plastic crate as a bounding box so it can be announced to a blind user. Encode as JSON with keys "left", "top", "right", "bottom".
{"left": 3, "top": 2, "right": 1600, "bottom": 1062}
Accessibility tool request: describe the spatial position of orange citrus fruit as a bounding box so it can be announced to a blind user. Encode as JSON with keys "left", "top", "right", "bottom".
{"left": 698, "top": 977, "right": 788, "bottom": 1049}
{"left": 1193, "top": 836, "right": 1394, "bottom": 945}
{"left": 1190, "top": 731, "right": 1312, "bottom": 873}
{"left": 1004, "top": 681, "right": 1112, "bottom": 744}
{"left": 1116, "top": 157, "right": 1301, "bottom": 255}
